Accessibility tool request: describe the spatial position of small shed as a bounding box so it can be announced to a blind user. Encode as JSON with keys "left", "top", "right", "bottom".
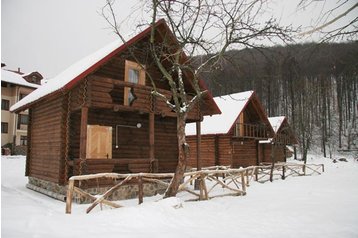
{"left": 186, "top": 91, "right": 274, "bottom": 169}
{"left": 10, "top": 19, "right": 220, "bottom": 200}
{"left": 259, "top": 116, "right": 298, "bottom": 164}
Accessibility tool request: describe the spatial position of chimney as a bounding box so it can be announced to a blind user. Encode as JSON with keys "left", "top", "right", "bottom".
{"left": 18, "top": 67, "right": 21, "bottom": 73}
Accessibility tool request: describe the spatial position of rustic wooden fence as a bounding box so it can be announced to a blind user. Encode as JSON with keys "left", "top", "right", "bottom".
{"left": 254, "top": 163, "right": 325, "bottom": 183}
{"left": 65, "top": 163, "right": 324, "bottom": 214}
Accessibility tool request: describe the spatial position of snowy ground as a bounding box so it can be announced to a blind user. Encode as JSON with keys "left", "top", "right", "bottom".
{"left": 1, "top": 154, "right": 358, "bottom": 238}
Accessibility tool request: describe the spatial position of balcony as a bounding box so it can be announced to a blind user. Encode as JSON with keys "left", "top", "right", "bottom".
{"left": 234, "top": 123, "right": 270, "bottom": 139}
{"left": 88, "top": 75, "right": 200, "bottom": 120}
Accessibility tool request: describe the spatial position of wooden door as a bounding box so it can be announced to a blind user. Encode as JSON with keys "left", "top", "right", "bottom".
{"left": 86, "top": 125, "right": 112, "bottom": 159}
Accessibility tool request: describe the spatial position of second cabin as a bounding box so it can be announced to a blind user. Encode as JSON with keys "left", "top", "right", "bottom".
{"left": 259, "top": 116, "right": 298, "bottom": 164}
{"left": 186, "top": 91, "right": 274, "bottom": 169}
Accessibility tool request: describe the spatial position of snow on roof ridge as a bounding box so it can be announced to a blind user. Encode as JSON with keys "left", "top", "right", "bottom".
{"left": 1, "top": 69, "right": 40, "bottom": 89}
{"left": 268, "top": 116, "right": 286, "bottom": 133}
{"left": 214, "top": 90, "right": 254, "bottom": 101}
{"left": 186, "top": 90, "right": 254, "bottom": 136}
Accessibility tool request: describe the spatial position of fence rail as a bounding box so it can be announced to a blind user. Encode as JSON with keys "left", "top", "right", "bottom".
{"left": 254, "top": 163, "right": 325, "bottom": 183}
{"left": 65, "top": 163, "right": 324, "bottom": 214}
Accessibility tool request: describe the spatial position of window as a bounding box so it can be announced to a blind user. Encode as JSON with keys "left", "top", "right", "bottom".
{"left": 20, "top": 136, "right": 27, "bottom": 146}
{"left": 20, "top": 114, "right": 29, "bottom": 124}
{"left": 2, "top": 99, "right": 10, "bottom": 111}
{"left": 31, "top": 76, "right": 37, "bottom": 83}
{"left": 124, "top": 60, "right": 145, "bottom": 106}
{"left": 1, "top": 122, "right": 8, "bottom": 134}
{"left": 17, "top": 114, "right": 29, "bottom": 129}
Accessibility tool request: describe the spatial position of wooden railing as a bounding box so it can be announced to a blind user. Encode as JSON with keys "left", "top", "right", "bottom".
{"left": 65, "top": 163, "right": 324, "bottom": 214}
{"left": 234, "top": 123, "right": 270, "bottom": 139}
{"left": 254, "top": 163, "right": 325, "bottom": 183}
{"left": 273, "top": 134, "right": 292, "bottom": 145}
{"left": 65, "top": 167, "right": 251, "bottom": 214}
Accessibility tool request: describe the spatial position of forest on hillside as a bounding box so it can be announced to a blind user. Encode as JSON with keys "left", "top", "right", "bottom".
{"left": 197, "top": 42, "right": 358, "bottom": 159}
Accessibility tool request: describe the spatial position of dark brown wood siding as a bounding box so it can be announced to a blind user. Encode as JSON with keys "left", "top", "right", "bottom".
{"left": 232, "top": 139, "right": 257, "bottom": 168}
{"left": 155, "top": 117, "right": 178, "bottom": 172}
{"left": 87, "top": 75, "right": 200, "bottom": 120}
{"left": 28, "top": 96, "right": 65, "bottom": 183}
{"left": 217, "top": 135, "right": 232, "bottom": 166}
{"left": 186, "top": 134, "right": 232, "bottom": 168}
{"left": 187, "top": 135, "right": 215, "bottom": 168}
{"left": 261, "top": 144, "right": 286, "bottom": 163}
{"left": 184, "top": 136, "right": 258, "bottom": 168}
{"left": 69, "top": 109, "right": 178, "bottom": 173}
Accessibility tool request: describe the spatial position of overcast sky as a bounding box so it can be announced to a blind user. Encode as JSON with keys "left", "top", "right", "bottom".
{"left": 1, "top": 0, "right": 357, "bottom": 79}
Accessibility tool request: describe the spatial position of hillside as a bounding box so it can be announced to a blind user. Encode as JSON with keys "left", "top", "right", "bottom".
{"left": 197, "top": 42, "right": 358, "bottom": 158}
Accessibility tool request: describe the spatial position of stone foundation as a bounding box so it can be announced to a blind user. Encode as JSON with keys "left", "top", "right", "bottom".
{"left": 27, "top": 176, "right": 167, "bottom": 204}
{"left": 27, "top": 177, "right": 67, "bottom": 201}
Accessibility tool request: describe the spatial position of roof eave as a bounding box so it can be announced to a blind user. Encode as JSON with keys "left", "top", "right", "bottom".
{"left": 10, "top": 88, "right": 63, "bottom": 113}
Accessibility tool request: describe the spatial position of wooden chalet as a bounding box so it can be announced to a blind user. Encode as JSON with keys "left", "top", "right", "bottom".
{"left": 186, "top": 91, "right": 274, "bottom": 169}
{"left": 10, "top": 19, "right": 220, "bottom": 200}
{"left": 259, "top": 116, "right": 298, "bottom": 164}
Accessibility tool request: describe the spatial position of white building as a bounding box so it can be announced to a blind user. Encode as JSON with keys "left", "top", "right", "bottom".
{"left": 1, "top": 66, "right": 42, "bottom": 154}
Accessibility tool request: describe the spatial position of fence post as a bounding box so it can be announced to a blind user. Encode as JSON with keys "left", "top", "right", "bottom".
{"left": 66, "top": 179, "right": 75, "bottom": 214}
{"left": 246, "top": 169, "right": 250, "bottom": 186}
{"left": 282, "top": 165, "right": 286, "bottom": 180}
{"left": 241, "top": 171, "right": 246, "bottom": 195}
{"left": 138, "top": 175, "right": 143, "bottom": 205}
{"left": 255, "top": 167, "right": 258, "bottom": 181}
{"left": 199, "top": 173, "right": 208, "bottom": 200}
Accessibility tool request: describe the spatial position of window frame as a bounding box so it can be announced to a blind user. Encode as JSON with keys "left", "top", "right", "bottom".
{"left": 1, "top": 122, "right": 8, "bottom": 134}
{"left": 17, "top": 114, "right": 29, "bottom": 129}
{"left": 1, "top": 99, "right": 10, "bottom": 111}
{"left": 124, "top": 60, "right": 146, "bottom": 106}
{"left": 20, "top": 135, "right": 28, "bottom": 146}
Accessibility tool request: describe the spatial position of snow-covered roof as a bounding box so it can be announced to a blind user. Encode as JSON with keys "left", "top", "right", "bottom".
{"left": 10, "top": 19, "right": 169, "bottom": 113}
{"left": 10, "top": 39, "right": 122, "bottom": 112}
{"left": 268, "top": 116, "right": 286, "bottom": 134}
{"left": 265, "top": 116, "right": 298, "bottom": 145}
{"left": 186, "top": 91, "right": 254, "bottom": 135}
{"left": 1, "top": 69, "right": 40, "bottom": 89}
{"left": 10, "top": 19, "right": 220, "bottom": 116}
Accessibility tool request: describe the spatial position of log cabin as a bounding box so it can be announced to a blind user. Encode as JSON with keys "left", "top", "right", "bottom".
{"left": 259, "top": 116, "right": 298, "bottom": 164}
{"left": 10, "top": 19, "right": 220, "bottom": 201}
{"left": 186, "top": 91, "right": 274, "bottom": 169}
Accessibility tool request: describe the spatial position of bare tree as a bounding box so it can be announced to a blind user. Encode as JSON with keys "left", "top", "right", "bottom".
{"left": 103, "top": 0, "right": 294, "bottom": 197}
{"left": 298, "top": 0, "right": 358, "bottom": 41}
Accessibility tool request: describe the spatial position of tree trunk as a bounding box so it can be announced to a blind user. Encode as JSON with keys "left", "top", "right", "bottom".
{"left": 164, "top": 113, "right": 189, "bottom": 197}
{"left": 336, "top": 76, "right": 343, "bottom": 148}
{"left": 269, "top": 143, "right": 276, "bottom": 182}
